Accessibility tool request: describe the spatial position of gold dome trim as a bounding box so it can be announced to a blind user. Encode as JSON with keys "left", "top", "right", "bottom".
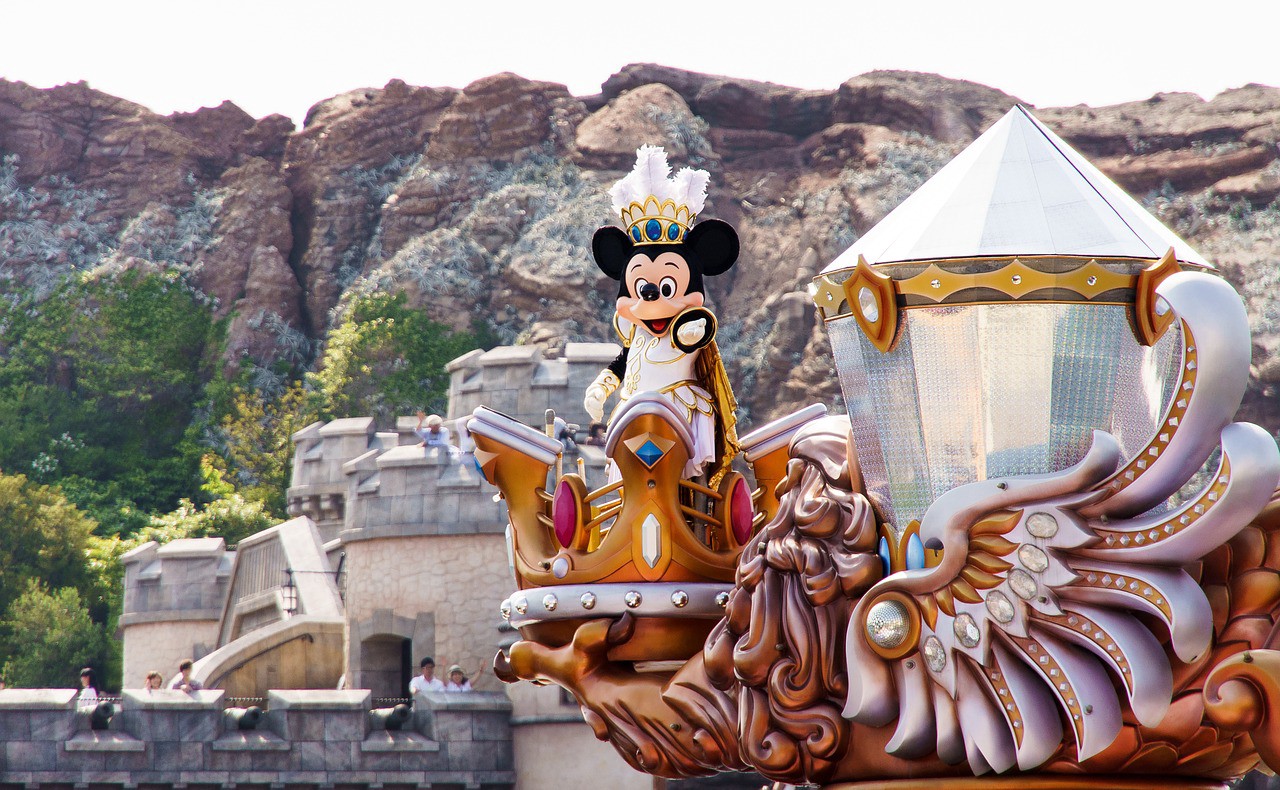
{"left": 811, "top": 255, "right": 1171, "bottom": 321}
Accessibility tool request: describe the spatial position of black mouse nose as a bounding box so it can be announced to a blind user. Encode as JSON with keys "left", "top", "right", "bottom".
{"left": 639, "top": 283, "right": 660, "bottom": 301}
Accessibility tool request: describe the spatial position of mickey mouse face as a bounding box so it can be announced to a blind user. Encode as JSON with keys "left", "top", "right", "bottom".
{"left": 620, "top": 251, "right": 704, "bottom": 334}
{"left": 592, "top": 219, "right": 739, "bottom": 336}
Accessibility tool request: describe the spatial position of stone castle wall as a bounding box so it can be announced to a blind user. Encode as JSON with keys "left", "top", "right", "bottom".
{"left": 121, "top": 620, "right": 221, "bottom": 692}
{"left": 0, "top": 688, "right": 513, "bottom": 789}
{"left": 342, "top": 534, "right": 511, "bottom": 696}
{"left": 115, "top": 343, "right": 639, "bottom": 788}
{"left": 446, "top": 343, "right": 619, "bottom": 429}
{"left": 119, "top": 538, "right": 231, "bottom": 688}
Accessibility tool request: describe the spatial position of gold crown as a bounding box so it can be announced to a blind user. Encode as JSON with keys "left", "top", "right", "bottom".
{"left": 469, "top": 396, "right": 821, "bottom": 661}
{"left": 620, "top": 196, "right": 696, "bottom": 245}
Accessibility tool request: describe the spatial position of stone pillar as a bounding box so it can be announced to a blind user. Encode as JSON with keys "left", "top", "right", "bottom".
{"left": 119, "top": 538, "right": 230, "bottom": 688}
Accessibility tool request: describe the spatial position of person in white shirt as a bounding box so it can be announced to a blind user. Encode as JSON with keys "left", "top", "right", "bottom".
{"left": 408, "top": 656, "right": 445, "bottom": 700}
{"left": 444, "top": 664, "right": 472, "bottom": 693}
{"left": 77, "top": 668, "right": 99, "bottom": 710}
{"left": 170, "top": 659, "right": 203, "bottom": 693}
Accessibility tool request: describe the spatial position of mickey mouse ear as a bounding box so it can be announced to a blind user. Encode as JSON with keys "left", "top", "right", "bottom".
{"left": 592, "top": 226, "right": 633, "bottom": 280}
{"left": 686, "top": 220, "right": 739, "bottom": 276}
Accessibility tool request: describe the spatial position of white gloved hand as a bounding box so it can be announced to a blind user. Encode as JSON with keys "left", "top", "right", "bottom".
{"left": 677, "top": 318, "right": 706, "bottom": 346}
{"left": 583, "top": 370, "right": 619, "bottom": 423}
{"left": 584, "top": 386, "right": 607, "bottom": 423}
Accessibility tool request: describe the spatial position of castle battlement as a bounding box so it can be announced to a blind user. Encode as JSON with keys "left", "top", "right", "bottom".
{"left": 287, "top": 417, "right": 399, "bottom": 540}
{"left": 117, "top": 343, "right": 642, "bottom": 789}
{"left": 0, "top": 688, "right": 513, "bottom": 790}
{"left": 119, "top": 538, "right": 233, "bottom": 682}
{"left": 446, "top": 342, "right": 619, "bottom": 429}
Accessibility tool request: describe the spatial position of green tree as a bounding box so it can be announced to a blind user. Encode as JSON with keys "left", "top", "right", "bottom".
{"left": 215, "top": 382, "right": 324, "bottom": 518}
{"left": 1, "top": 581, "right": 106, "bottom": 689}
{"left": 312, "top": 292, "right": 479, "bottom": 424}
{"left": 0, "top": 472, "right": 96, "bottom": 618}
{"left": 211, "top": 292, "right": 482, "bottom": 518}
{"left": 0, "top": 270, "right": 216, "bottom": 521}
{"left": 142, "top": 490, "right": 274, "bottom": 548}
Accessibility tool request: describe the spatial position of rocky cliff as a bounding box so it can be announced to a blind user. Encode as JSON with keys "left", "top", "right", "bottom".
{"left": 1, "top": 65, "right": 1277, "bottom": 431}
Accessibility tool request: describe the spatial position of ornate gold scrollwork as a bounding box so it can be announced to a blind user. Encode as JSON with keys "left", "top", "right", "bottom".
{"left": 1133, "top": 247, "right": 1181, "bottom": 346}
{"left": 841, "top": 255, "right": 902, "bottom": 353}
{"left": 1204, "top": 649, "right": 1280, "bottom": 772}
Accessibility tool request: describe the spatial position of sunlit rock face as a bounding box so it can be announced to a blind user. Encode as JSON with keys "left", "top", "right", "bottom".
{"left": 1, "top": 72, "right": 1278, "bottom": 431}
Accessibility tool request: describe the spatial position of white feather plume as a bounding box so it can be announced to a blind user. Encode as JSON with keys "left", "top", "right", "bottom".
{"left": 609, "top": 145, "right": 710, "bottom": 215}
{"left": 672, "top": 167, "right": 709, "bottom": 214}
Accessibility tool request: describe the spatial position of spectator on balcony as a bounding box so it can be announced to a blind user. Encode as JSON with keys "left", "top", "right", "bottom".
{"left": 143, "top": 671, "right": 164, "bottom": 691}
{"left": 77, "top": 668, "right": 99, "bottom": 710}
{"left": 416, "top": 412, "right": 459, "bottom": 460}
{"left": 409, "top": 656, "right": 445, "bottom": 703}
{"left": 444, "top": 664, "right": 472, "bottom": 693}
{"left": 170, "top": 659, "right": 203, "bottom": 693}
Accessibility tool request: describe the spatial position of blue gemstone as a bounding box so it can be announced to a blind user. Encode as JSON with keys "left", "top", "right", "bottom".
{"left": 631, "top": 226, "right": 642, "bottom": 242}
{"left": 878, "top": 536, "right": 891, "bottom": 577}
{"left": 906, "top": 533, "right": 925, "bottom": 570}
{"left": 666, "top": 222, "right": 680, "bottom": 240}
{"left": 645, "top": 218, "right": 662, "bottom": 241}
{"left": 635, "top": 439, "right": 664, "bottom": 467}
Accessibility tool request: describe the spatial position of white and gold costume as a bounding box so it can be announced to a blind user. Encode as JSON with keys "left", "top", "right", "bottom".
{"left": 613, "top": 313, "right": 716, "bottom": 478}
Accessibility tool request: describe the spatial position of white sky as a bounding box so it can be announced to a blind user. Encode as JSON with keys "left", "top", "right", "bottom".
{"left": 3, "top": 0, "right": 1279, "bottom": 127}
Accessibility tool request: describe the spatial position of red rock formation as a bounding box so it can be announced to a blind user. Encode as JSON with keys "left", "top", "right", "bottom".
{"left": 1, "top": 68, "right": 1276, "bottom": 433}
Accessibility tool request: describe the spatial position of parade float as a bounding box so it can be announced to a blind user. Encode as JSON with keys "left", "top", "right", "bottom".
{"left": 474, "top": 107, "right": 1280, "bottom": 789}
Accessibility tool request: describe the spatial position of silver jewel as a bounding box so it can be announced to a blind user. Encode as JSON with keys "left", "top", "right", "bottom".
{"left": 1026, "top": 512, "right": 1058, "bottom": 538}
{"left": 1019, "top": 544, "right": 1049, "bottom": 573}
{"left": 986, "top": 590, "right": 1015, "bottom": 623}
{"left": 954, "top": 613, "right": 980, "bottom": 648}
{"left": 1009, "top": 569, "right": 1037, "bottom": 600}
{"left": 865, "top": 599, "right": 911, "bottom": 649}
{"left": 858, "top": 287, "right": 879, "bottom": 323}
{"left": 924, "top": 636, "right": 947, "bottom": 672}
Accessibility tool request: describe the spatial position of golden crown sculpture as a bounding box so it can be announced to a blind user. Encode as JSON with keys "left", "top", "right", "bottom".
{"left": 620, "top": 196, "right": 695, "bottom": 245}
{"left": 471, "top": 395, "right": 825, "bottom": 662}
{"left": 608, "top": 144, "right": 708, "bottom": 246}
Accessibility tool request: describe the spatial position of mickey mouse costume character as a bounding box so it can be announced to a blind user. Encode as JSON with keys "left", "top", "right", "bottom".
{"left": 584, "top": 146, "right": 739, "bottom": 482}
